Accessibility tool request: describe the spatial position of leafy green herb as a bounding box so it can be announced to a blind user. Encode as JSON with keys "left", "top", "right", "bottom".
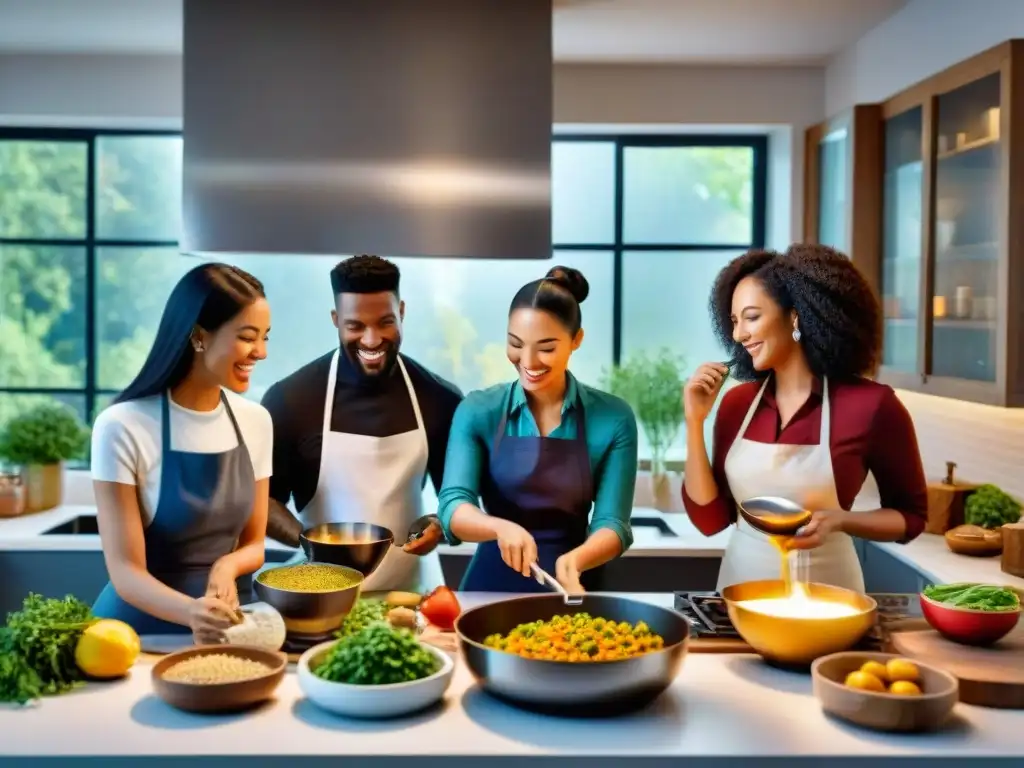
{"left": 602, "top": 348, "right": 686, "bottom": 471}
{"left": 0, "top": 402, "right": 90, "bottom": 465}
{"left": 335, "top": 598, "right": 390, "bottom": 640}
{"left": 923, "top": 583, "right": 1021, "bottom": 612}
{"left": 314, "top": 623, "right": 439, "bottom": 686}
{"left": 0, "top": 593, "right": 95, "bottom": 705}
{"left": 965, "top": 484, "right": 1022, "bottom": 530}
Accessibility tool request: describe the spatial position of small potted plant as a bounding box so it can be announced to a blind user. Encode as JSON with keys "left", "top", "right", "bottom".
{"left": 0, "top": 401, "right": 90, "bottom": 513}
{"left": 944, "top": 484, "right": 1022, "bottom": 557}
{"left": 603, "top": 349, "right": 686, "bottom": 512}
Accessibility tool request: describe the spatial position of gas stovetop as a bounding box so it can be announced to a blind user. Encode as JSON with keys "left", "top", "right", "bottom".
{"left": 673, "top": 591, "right": 922, "bottom": 647}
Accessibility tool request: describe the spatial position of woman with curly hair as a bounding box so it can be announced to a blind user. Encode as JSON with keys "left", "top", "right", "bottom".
{"left": 682, "top": 244, "right": 928, "bottom": 593}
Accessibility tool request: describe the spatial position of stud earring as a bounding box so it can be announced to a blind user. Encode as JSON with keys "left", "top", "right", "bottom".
{"left": 194, "top": 342, "right": 204, "bottom": 352}
{"left": 792, "top": 329, "right": 802, "bottom": 342}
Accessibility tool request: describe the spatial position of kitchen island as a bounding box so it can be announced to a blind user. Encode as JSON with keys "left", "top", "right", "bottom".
{"left": 0, "top": 593, "right": 1021, "bottom": 767}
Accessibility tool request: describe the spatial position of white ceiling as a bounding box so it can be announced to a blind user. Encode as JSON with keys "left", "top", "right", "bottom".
{"left": 0, "top": 0, "right": 908, "bottom": 65}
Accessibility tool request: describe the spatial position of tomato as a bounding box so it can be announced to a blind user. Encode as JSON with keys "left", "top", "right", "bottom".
{"left": 420, "top": 586, "right": 461, "bottom": 631}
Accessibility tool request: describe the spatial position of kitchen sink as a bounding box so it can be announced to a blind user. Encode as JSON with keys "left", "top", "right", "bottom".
{"left": 39, "top": 514, "right": 295, "bottom": 563}
{"left": 631, "top": 516, "right": 676, "bottom": 537}
{"left": 42, "top": 515, "right": 98, "bottom": 535}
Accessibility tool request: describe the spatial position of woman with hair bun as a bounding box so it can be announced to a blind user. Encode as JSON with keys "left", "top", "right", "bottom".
{"left": 682, "top": 244, "right": 928, "bottom": 593}
{"left": 437, "top": 266, "right": 639, "bottom": 593}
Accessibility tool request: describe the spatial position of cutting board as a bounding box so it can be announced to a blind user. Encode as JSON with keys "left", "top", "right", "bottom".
{"left": 689, "top": 637, "right": 751, "bottom": 653}
{"left": 886, "top": 620, "right": 1024, "bottom": 709}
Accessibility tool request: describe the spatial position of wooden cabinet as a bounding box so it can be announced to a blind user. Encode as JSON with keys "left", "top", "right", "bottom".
{"left": 803, "top": 106, "right": 883, "bottom": 295}
{"left": 806, "top": 40, "right": 1024, "bottom": 407}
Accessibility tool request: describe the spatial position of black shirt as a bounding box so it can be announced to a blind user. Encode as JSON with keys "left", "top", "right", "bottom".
{"left": 261, "top": 350, "right": 463, "bottom": 511}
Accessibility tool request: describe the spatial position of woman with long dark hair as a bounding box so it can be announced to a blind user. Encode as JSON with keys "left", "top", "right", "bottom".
{"left": 91, "top": 263, "right": 274, "bottom": 641}
{"left": 682, "top": 245, "right": 928, "bottom": 593}
{"left": 437, "top": 266, "right": 639, "bottom": 593}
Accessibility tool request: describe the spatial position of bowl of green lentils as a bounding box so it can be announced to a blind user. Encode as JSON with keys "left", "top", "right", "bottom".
{"left": 253, "top": 562, "right": 364, "bottom": 639}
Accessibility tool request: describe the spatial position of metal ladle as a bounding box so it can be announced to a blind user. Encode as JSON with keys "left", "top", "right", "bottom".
{"left": 531, "top": 562, "right": 583, "bottom": 606}
{"left": 738, "top": 496, "right": 813, "bottom": 538}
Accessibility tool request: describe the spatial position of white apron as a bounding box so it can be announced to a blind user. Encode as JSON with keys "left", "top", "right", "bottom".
{"left": 716, "top": 376, "right": 879, "bottom": 594}
{"left": 300, "top": 350, "right": 443, "bottom": 593}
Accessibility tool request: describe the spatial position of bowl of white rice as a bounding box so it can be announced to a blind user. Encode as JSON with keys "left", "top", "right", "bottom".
{"left": 152, "top": 644, "right": 288, "bottom": 713}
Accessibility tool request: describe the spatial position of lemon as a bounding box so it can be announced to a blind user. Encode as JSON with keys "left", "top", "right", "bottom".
{"left": 859, "top": 660, "right": 889, "bottom": 682}
{"left": 844, "top": 670, "right": 886, "bottom": 692}
{"left": 75, "top": 619, "right": 141, "bottom": 679}
{"left": 889, "top": 680, "right": 923, "bottom": 696}
{"left": 885, "top": 658, "right": 920, "bottom": 683}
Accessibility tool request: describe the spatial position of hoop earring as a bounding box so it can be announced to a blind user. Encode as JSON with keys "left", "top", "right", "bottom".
{"left": 792, "top": 329, "right": 802, "bottom": 342}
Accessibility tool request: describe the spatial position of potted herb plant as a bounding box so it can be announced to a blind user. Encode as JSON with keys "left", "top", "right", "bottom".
{"left": 945, "top": 484, "right": 1023, "bottom": 557}
{"left": 603, "top": 349, "right": 686, "bottom": 512}
{"left": 0, "top": 402, "right": 90, "bottom": 513}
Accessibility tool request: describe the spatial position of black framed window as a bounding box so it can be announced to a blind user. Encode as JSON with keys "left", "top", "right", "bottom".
{"left": 0, "top": 128, "right": 766, "bottom": 461}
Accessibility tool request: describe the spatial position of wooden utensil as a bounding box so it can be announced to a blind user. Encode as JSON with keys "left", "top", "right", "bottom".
{"left": 887, "top": 620, "right": 1024, "bottom": 708}
{"left": 925, "top": 462, "right": 978, "bottom": 535}
{"left": 1002, "top": 522, "right": 1024, "bottom": 578}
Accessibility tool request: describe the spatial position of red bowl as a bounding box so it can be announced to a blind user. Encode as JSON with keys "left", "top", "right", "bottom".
{"left": 920, "top": 593, "right": 1020, "bottom": 646}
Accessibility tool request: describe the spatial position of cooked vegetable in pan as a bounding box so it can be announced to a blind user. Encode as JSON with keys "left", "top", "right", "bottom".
{"left": 482, "top": 613, "right": 665, "bottom": 662}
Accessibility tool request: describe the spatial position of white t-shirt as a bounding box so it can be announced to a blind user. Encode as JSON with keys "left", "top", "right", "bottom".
{"left": 91, "top": 390, "right": 273, "bottom": 525}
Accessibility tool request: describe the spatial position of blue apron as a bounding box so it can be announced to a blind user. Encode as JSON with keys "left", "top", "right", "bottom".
{"left": 93, "top": 391, "right": 256, "bottom": 634}
{"left": 459, "top": 384, "right": 602, "bottom": 592}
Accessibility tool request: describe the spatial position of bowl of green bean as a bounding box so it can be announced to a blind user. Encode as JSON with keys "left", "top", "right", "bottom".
{"left": 253, "top": 562, "right": 364, "bottom": 639}
{"left": 297, "top": 622, "right": 454, "bottom": 718}
{"left": 920, "top": 583, "right": 1021, "bottom": 646}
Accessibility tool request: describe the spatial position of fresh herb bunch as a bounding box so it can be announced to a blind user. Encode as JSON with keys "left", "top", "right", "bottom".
{"left": 315, "top": 623, "right": 439, "bottom": 686}
{"left": 0, "top": 593, "right": 95, "bottom": 704}
{"left": 965, "top": 484, "right": 1022, "bottom": 530}
{"left": 923, "top": 583, "right": 1021, "bottom": 612}
{"left": 335, "top": 598, "right": 389, "bottom": 639}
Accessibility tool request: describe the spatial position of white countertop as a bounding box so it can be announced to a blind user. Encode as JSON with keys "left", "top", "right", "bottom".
{"left": 0, "top": 593, "right": 1020, "bottom": 761}
{"left": 4, "top": 503, "right": 1024, "bottom": 593}
{"left": 0, "top": 504, "right": 731, "bottom": 557}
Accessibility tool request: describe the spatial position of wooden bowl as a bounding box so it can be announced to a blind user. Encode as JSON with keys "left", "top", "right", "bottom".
{"left": 812, "top": 652, "right": 959, "bottom": 732}
{"left": 920, "top": 592, "right": 1021, "bottom": 646}
{"left": 152, "top": 645, "right": 287, "bottom": 713}
{"left": 944, "top": 525, "right": 1003, "bottom": 557}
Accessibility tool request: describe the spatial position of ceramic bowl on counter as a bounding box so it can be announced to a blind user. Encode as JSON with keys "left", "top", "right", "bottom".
{"left": 920, "top": 590, "right": 1021, "bottom": 646}
{"left": 812, "top": 652, "right": 959, "bottom": 732}
{"left": 721, "top": 580, "right": 877, "bottom": 666}
{"left": 152, "top": 645, "right": 288, "bottom": 713}
{"left": 297, "top": 640, "right": 454, "bottom": 718}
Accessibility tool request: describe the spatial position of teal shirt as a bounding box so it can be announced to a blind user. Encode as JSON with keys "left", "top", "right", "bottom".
{"left": 436, "top": 373, "right": 638, "bottom": 551}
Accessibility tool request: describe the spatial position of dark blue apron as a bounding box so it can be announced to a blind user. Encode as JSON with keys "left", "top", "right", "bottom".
{"left": 93, "top": 391, "right": 256, "bottom": 634}
{"left": 459, "top": 383, "right": 601, "bottom": 592}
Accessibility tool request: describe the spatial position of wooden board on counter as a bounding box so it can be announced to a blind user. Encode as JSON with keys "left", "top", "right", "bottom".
{"left": 885, "top": 619, "right": 1024, "bottom": 709}
{"left": 688, "top": 636, "right": 751, "bottom": 653}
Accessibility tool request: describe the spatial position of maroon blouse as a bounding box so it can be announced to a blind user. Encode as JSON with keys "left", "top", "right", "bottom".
{"left": 682, "top": 377, "right": 928, "bottom": 544}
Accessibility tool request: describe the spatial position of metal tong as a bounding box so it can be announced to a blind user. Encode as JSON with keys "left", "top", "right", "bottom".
{"left": 531, "top": 562, "right": 584, "bottom": 606}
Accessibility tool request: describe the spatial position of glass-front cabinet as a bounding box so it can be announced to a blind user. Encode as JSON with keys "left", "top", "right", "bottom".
{"left": 875, "top": 40, "right": 1024, "bottom": 407}
{"left": 804, "top": 106, "right": 883, "bottom": 296}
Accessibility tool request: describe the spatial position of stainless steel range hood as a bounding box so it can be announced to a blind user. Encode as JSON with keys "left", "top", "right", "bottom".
{"left": 182, "top": 0, "right": 552, "bottom": 260}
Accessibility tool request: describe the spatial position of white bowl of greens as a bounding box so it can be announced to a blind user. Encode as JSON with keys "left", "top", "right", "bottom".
{"left": 297, "top": 622, "right": 454, "bottom": 719}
